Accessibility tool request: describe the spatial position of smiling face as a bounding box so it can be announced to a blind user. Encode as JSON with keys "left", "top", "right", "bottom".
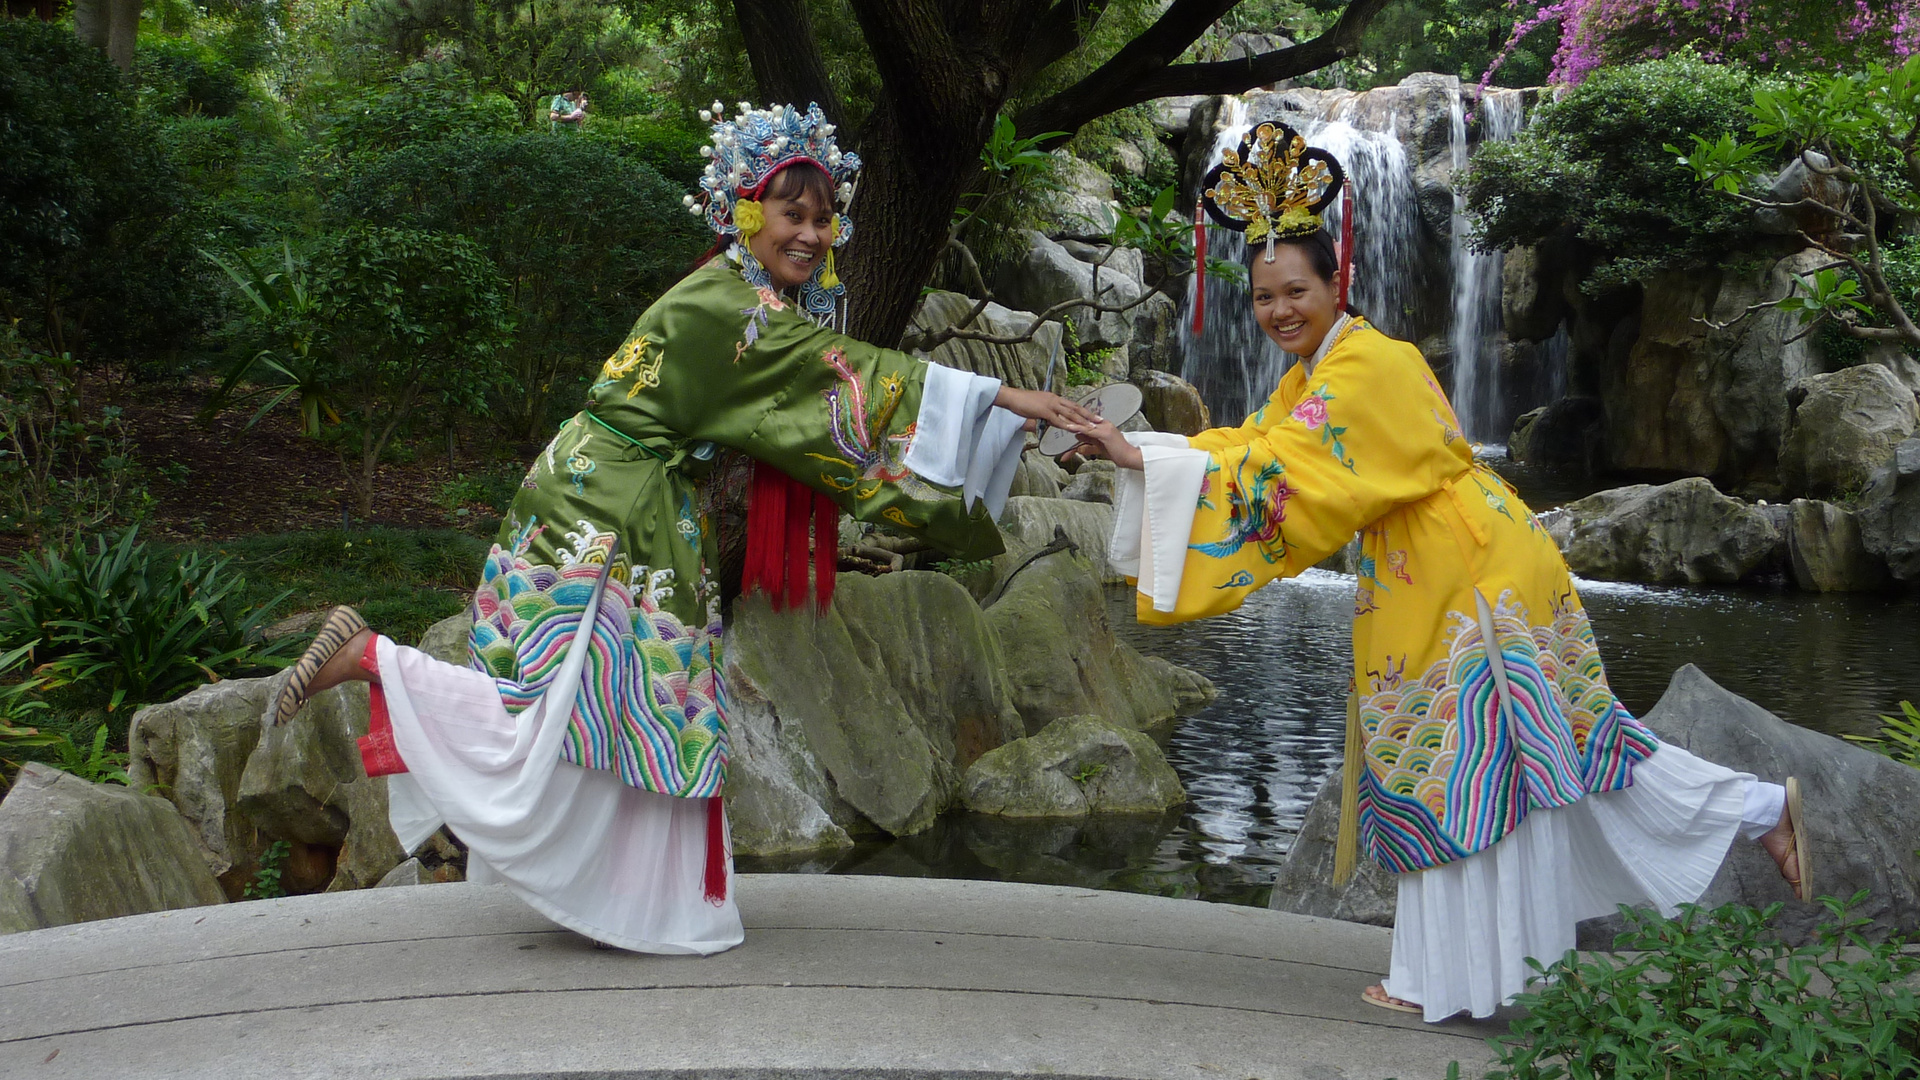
{"left": 1249, "top": 242, "right": 1341, "bottom": 358}
{"left": 745, "top": 167, "right": 835, "bottom": 291}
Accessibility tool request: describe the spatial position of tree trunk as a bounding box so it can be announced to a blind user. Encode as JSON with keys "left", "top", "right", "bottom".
{"left": 73, "top": 0, "right": 141, "bottom": 71}
{"left": 731, "top": 0, "right": 845, "bottom": 122}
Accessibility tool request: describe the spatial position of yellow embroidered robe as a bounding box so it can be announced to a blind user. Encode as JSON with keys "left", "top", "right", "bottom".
{"left": 1123, "top": 318, "right": 1658, "bottom": 873}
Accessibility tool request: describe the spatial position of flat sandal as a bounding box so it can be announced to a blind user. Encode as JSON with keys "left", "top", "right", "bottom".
{"left": 271, "top": 606, "right": 369, "bottom": 726}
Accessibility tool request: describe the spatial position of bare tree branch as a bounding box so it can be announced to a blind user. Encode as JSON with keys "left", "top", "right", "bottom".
{"left": 1015, "top": 0, "right": 1393, "bottom": 145}
{"left": 1014, "top": 0, "right": 1117, "bottom": 86}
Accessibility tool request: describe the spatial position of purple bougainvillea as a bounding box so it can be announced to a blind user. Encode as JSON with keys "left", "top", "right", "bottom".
{"left": 1484, "top": 0, "right": 1920, "bottom": 87}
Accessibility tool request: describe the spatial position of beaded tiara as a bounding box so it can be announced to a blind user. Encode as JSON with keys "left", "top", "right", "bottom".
{"left": 682, "top": 101, "right": 862, "bottom": 319}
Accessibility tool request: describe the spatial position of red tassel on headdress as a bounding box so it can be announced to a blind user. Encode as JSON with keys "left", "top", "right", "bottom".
{"left": 1191, "top": 199, "right": 1209, "bottom": 335}
{"left": 1338, "top": 189, "right": 1355, "bottom": 311}
{"left": 742, "top": 460, "right": 837, "bottom": 612}
{"left": 703, "top": 796, "right": 728, "bottom": 904}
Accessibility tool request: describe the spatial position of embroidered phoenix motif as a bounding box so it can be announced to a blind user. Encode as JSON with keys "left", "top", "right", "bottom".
{"left": 1191, "top": 451, "right": 1295, "bottom": 562}
{"left": 807, "top": 349, "right": 944, "bottom": 501}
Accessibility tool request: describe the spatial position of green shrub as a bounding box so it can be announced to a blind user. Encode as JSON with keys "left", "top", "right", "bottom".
{"left": 0, "top": 19, "right": 213, "bottom": 360}
{"left": 1845, "top": 701, "right": 1920, "bottom": 769}
{"left": 332, "top": 133, "right": 706, "bottom": 437}
{"left": 0, "top": 324, "right": 153, "bottom": 545}
{"left": 137, "top": 33, "right": 249, "bottom": 118}
{"left": 0, "top": 527, "right": 294, "bottom": 713}
{"left": 1463, "top": 54, "right": 1780, "bottom": 293}
{"left": 1473, "top": 898, "right": 1920, "bottom": 1080}
{"left": 244, "top": 839, "right": 290, "bottom": 899}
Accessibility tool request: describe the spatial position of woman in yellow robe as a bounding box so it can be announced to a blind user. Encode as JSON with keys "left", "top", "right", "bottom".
{"left": 1069, "top": 120, "right": 1809, "bottom": 1022}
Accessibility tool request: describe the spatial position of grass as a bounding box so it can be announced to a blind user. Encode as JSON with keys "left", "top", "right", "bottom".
{"left": 189, "top": 526, "right": 491, "bottom": 647}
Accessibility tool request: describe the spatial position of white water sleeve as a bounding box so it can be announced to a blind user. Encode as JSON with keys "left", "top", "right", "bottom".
{"left": 1108, "top": 432, "right": 1210, "bottom": 611}
{"left": 904, "top": 362, "right": 1026, "bottom": 516}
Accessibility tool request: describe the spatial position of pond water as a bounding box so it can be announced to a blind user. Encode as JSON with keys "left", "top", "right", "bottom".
{"left": 742, "top": 471, "right": 1920, "bottom": 906}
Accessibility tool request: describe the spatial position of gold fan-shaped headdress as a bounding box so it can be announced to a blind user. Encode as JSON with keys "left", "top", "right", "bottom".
{"left": 1200, "top": 120, "right": 1345, "bottom": 260}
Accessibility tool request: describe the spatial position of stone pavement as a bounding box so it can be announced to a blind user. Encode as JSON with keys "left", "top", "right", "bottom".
{"left": 0, "top": 875, "right": 1508, "bottom": 1080}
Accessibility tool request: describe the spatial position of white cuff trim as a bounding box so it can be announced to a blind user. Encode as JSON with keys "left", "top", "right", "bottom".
{"left": 905, "top": 362, "right": 1002, "bottom": 487}
{"left": 1109, "top": 431, "right": 1197, "bottom": 602}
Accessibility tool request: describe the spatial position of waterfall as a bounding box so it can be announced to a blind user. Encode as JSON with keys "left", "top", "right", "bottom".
{"left": 1178, "top": 99, "right": 1284, "bottom": 426}
{"left": 1446, "top": 89, "right": 1527, "bottom": 443}
{"left": 1178, "top": 99, "right": 1421, "bottom": 426}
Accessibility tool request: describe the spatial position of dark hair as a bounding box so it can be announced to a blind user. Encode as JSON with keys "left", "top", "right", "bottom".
{"left": 1243, "top": 228, "right": 1338, "bottom": 282}
{"left": 761, "top": 162, "right": 835, "bottom": 210}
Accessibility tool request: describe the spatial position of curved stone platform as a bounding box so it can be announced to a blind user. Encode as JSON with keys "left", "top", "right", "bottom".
{"left": 0, "top": 875, "right": 1505, "bottom": 1079}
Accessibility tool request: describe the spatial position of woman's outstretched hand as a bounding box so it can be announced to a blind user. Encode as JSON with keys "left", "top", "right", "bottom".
{"left": 994, "top": 387, "right": 1101, "bottom": 433}
{"left": 1070, "top": 419, "right": 1143, "bottom": 471}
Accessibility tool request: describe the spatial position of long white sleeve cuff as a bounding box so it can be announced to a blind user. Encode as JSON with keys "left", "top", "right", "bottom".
{"left": 904, "top": 362, "right": 1027, "bottom": 517}
{"left": 1109, "top": 432, "right": 1209, "bottom": 611}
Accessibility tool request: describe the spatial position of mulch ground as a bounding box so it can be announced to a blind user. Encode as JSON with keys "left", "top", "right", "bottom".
{"left": 10, "top": 375, "right": 538, "bottom": 557}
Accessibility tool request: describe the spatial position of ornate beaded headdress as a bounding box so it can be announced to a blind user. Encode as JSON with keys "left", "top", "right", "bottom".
{"left": 1199, "top": 119, "right": 1345, "bottom": 263}
{"left": 683, "top": 101, "right": 862, "bottom": 321}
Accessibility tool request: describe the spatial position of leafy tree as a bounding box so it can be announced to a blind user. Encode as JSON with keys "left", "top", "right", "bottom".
{"left": 635, "top": 0, "right": 1400, "bottom": 347}
{"left": 228, "top": 228, "right": 515, "bottom": 518}
{"left": 1463, "top": 54, "right": 1777, "bottom": 292}
{"left": 0, "top": 19, "right": 212, "bottom": 361}
{"left": 333, "top": 132, "right": 709, "bottom": 436}
{"left": 1673, "top": 55, "right": 1920, "bottom": 349}
{"left": 347, "top": 0, "right": 642, "bottom": 126}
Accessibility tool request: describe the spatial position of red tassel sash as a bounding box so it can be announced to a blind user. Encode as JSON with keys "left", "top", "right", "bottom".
{"left": 741, "top": 460, "right": 837, "bottom": 612}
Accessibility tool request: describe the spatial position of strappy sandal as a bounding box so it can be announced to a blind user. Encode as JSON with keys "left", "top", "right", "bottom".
{"left": 1361, "top": 983, "right": 1422, "bottom": 1015}
{"left": 1783, "top": 776, "right": 1813, "bottom": 903}
{"left": 271, "top": 606, "right": 369, "bottom": 726}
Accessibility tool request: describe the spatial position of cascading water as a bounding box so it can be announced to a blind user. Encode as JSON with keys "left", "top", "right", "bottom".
{"left": 1446, "top": 89, "right": 1527, "bottom": 443}
{"left": 1178, "top": 99, "right": 1421, "bottom": 426}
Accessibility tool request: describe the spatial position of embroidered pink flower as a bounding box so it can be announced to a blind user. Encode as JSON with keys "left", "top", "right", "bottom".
{"left": 1291, "top": 395, "right": 1328, "bottom": 430}
{"left": 756, "top": 287, "right": 786, "bottom": 312}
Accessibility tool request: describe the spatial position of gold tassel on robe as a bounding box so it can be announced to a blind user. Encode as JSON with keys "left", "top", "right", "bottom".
{"left": 1332, "top": 691, "right": 1363, "bottom": 886}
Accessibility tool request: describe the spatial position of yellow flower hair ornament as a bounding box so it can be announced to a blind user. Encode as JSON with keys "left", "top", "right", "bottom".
{"left": 734, "top": 198, "right": 765, "bottom": 240}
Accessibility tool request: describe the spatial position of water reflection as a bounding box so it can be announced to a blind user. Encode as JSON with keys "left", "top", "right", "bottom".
{"left": 747, "top": 541, "right": 1919, "bottom": 908}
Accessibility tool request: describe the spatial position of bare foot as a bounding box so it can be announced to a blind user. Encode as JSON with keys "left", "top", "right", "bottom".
{"left": 305, "top": 626, "right": 377, "bottom": 697}
{"left": 1362, "top": 983, "right": 1422, "bottom": 1013}
{"left": 1759, "top": 808, "right": 1801, "bottom": 890}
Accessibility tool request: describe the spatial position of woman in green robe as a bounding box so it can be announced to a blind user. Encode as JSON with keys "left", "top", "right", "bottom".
{"left": 268, "top": 101, "right": 1094, "bottom": 954}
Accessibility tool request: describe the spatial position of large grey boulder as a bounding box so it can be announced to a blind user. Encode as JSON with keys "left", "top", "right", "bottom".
{"left": 1266, "top": 770, "right": 1398, "bottom": 928}
{"left": 129, "top": 673, "right": 402, "bottom": 897}
{"left": 1603, "top": 251, "right": 1828, "bottom": 487}
{"left": 1037, "top": 154, "right": 1119, "bottom": 240}
{"left": 1060, "top": 459, "right": 1117, "bottom": 504}
{"left": 1786, "top": 499, "right": 1891, "bottom": 592}
{"left": 1127, "top": 290, "right": 1181, "bottom": 374}
{"left": 236, "top": 671, "right": 406, "bottom": 893}
{"left": 984, "top": 549, "right": 1212, "bottom": 734}
{"left": 415, "top": 610, "right": 473, "bottom": 664}
{"left": 995, "top": 496, "right": 1121, "bottom": 585}
{"left": 1859, "top": 436, "right": 1920, "bottom": 582}
{"left": 1272, "top": 667, "right": 1920, "bottom": 948}
{"left": 961, "top": 715, "right": 1184, "bottom": 817}
{"left": 1561, "top": 478, "right": 1780, "bottom": 584}
{"left": 128, "top": 677, "right": 279, "bottom": 891}
{"left": 993, "top": 231, "right": 1144, "bottom": 347}
{"left": 1508, "top": 396, "right": 1605, "bottom": 473}
{"left": 906, "top": 290, "right": 1061, "bottom": 391}
{"left": 1579, "top": 665, "right": 1920, "bottom": 947}
{"left": 1779, "top": 364, "right": 1919, "bottom": 499}
{"left": 1136, "top": 370, "right": 1211, "bottom": 436}
{"left": 723, "top": 571, "right": 1026, "bottom": 848}
{"left": 0, "top": 763, "right": 225, "bottom": 933}
{"left": 1008, "top": 451, "right": 1067, "bottom": 499}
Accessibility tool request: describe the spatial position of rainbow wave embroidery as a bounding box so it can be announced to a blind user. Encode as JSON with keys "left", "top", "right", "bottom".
{"left": 467, "top": 525, "right": 727, "bottom": 798}
{"left": 1357, "top": 591, "right": 1657, "bottom": 874}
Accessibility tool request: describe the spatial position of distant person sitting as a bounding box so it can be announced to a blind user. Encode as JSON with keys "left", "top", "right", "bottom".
{"left": 549, "top": 90, "right": 586, "bottom": 132}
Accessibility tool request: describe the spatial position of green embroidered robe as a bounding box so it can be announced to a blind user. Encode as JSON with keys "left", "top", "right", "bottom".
{"left": 465, "top": 259, "right": 1006, "bottom": 798}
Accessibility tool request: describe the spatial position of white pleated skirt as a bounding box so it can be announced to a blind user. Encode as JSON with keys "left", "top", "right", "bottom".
{"left": 1381, "top": 744, "right": 1750, "bottom": 1021}
{"left": 375, "top": 636, "right": 744, "bottom": 955}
